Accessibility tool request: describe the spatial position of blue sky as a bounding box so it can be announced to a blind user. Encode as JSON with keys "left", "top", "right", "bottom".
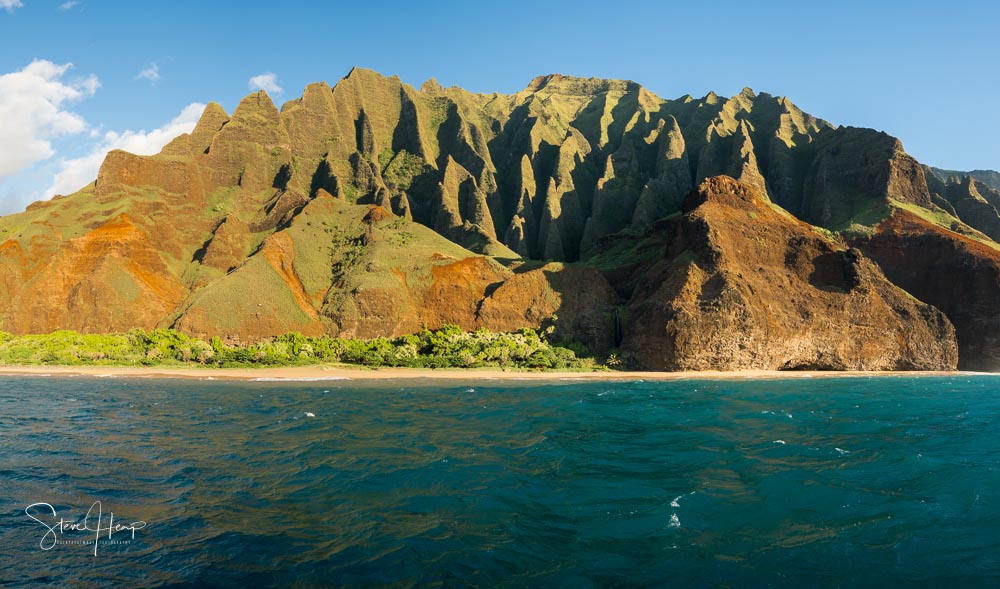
{"left": 1, "top": 0, "right": 998, "bottom": 213}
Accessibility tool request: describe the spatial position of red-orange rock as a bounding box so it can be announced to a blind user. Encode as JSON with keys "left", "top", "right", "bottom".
{"left": 621, "top": 177, "right": 957, "bottom": 370}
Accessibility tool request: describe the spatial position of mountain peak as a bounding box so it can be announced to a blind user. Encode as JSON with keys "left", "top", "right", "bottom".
{"left": 525, "top": 73, "right": 639, "bottom": 95}
{"left": 342, "top": 66, "right": 391, "bottom": 84}
{"left": 1, "top": 66, "right": 995, "bottom": 371}
{"left": 230, "top": 90, "right": 281, "bottom": 124}
{"left": 421, "top": 77, "right": 443, "bottom": 94}
{"left": 683, "top": 175, "right": 768, "bottom": 213}
{"left": 238, "top": 89, "right": 276, "bottom": 108}
{"left": 192, "top": 102, "right": 229, "bottom": 132}
{"left": 188, "top": 102, "right": 230, "bottom": 153}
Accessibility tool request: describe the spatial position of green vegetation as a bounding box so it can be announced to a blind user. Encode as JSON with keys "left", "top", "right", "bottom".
{"left": 380, "top": 149, "right": 430, "bottom": 191}
{"left": 889, "top": 199, "right": 1000, "bottom": 251}
{"left": 670, "top": 249, "right": 696, "bottom": 267}
{"left": 832, "top": 199, "right": 892, "bottom": 239}
{"left": 585, "top": 226, "right": 664, "bottom": 272}
{"left": 0, "top": 325, "right": 601, "bottom": 371}
{"left": 811, "top": 225, "right": 840, "bottom": 243}
{"left": 890, "top": 199, "right": 955, "bottom": 227}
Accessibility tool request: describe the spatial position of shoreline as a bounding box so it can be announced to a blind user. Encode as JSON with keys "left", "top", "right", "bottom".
{"left": 0, "top": 364, "right": 984, "bottom": 382}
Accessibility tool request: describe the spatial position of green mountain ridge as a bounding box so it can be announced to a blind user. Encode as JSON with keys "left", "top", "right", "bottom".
{"left": 928, "top": 167, "right": 1000, "bottom": 191}
{"left": 1, "top": 67, "right": 999, "bottom": 370}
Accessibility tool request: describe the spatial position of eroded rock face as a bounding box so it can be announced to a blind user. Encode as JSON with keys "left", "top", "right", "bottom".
{"left": 476, "top": 262, "right": 618, "bottom": 353}
{"left": 0, "top": 69, "right": 983, "bottom": 370}
{"left": 167, "top": 197, "right": 618, "bottom": 351}
{"left": 4, "top": 214, "right": 186, "bottom": 333}
{"left": 939, "top": 176, "right": 1000, "bottom": 243}
{"left": 272, "top": 70, "right": 946, "bottom": 261}
{"left": 620, "top": 177, "right": 957, "bottom": 371}
{"left": 855, "top": 210, "right": 1000, "bottom": 371}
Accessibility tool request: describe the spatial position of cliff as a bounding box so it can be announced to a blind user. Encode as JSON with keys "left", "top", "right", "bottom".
{"left": 854, "top": 209, "right": 1000, "bottom": 371}
{"left": 0, "top": 68, "right": 992, "bottom": 370}
{"left": 618, "top": 177, "right": 957, "bottom": 371}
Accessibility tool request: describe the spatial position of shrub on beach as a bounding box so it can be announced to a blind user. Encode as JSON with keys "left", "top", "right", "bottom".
{"left": 0, "top": 325, "right": 596, "bottom": 371}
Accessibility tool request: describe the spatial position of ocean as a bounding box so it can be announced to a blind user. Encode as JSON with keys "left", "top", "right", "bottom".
{"left": 1, "top": 375, "right": 999, "bottom": 587}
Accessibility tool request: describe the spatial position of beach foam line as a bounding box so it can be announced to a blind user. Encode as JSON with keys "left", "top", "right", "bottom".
{"left": 250, "top": 377, "right": 350, "bottom": 382}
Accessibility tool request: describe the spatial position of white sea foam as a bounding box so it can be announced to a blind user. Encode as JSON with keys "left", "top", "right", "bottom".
{"left": 251, "top": 377, "right": 350, "bottom": 382}
{"left": 670, "top": 491, "right": 695, "bottom": 508}
{"left": 668, "top": 514, "right": 681, "bottom": 528}
{"left": 305, "top": 412, "right": 316, "bottom": 417}
{"left": 773, "top": 440, "right": 786, "bottom": 445}
{"left": 835, "top": 447, "right": 850, "bottom": 456}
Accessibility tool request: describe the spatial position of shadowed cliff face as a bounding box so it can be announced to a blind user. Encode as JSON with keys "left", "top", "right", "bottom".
{"left": 928, "top": 167, "right": 1000, "bottom": 192}
{"left": 74, "top": 69, "right": 946, "bottom": 262}
{"left": 854, "top": 210, "right": 1000, "bottom": 371}
{"left": 618, "top": 177, "right": 957, "bottom": 371}
{"left": 273, "top": 71, "right": 937, "bottom": 260}
{"left": 0, "top": 191, "right": 616, "bottom": 352}
{"left": 923, "top": 172, "right": 1000, "bottom": 243}
{"left": 0, "top": 68, "right": 992, "bottom": 370}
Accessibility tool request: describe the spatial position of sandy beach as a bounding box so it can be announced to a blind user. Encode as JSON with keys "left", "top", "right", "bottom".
{"left": 0, "top": 364, "right": 976, "bottom": 381}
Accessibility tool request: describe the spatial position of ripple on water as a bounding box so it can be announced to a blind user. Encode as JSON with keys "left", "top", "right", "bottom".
{"left": 1, "top": 376, "right": 999, "bottom": 586}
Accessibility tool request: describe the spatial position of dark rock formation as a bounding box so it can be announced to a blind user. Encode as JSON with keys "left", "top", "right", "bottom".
{"left": 854, "top": 210, "right": 1000, "bottom": 371}
{"left": 0, "top": 68, "right": 987, "bottom": 371}
{"left": 619, "top": 177, "right": 957, "bottom": 371}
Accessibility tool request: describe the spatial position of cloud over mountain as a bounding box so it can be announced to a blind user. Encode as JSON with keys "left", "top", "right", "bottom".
{"left": 0, "top": 59, "right": 98, "bottom": 181}
{"left": 44, "top": 101, "right": 205, "bottom": 198}
{"left": 248, "top": 72, "right": 282, "bottom": 94}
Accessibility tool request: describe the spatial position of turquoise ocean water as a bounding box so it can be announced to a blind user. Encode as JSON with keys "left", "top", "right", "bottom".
{"left": 1, "top": 375, "right": 999, "bottom": 587}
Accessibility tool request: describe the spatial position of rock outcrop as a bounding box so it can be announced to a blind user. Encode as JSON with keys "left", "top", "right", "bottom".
{"left": 927, "top": 167, "right": 1000, "bottom": 192}
{"left": 619, "top": 177, "right": 958, "bottom": 371}
{"left": 854, "top": 209, "right": 1000, "bottom": 371}
{"left": 0, "top": 68, "right": 991, "bottom": 371}
{"left": 936, "top": 176, "right": 1000, "bottom": 242}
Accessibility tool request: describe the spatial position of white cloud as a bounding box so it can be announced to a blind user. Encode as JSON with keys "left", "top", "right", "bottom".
{"left": 0, "top": 59, "right": 99, "bottom": 181}
{"left": 248, "top": 72, "right": 282, "bottom": 95}
{"left": 60, "top": 1, "right": 80, "bottom": 9}
{"left": 1, "top": 0, "right": 23, "bottom": 13}
{"left": 135, "top": 63, "right": 159, "bottom": 84}
{"left": 44, "top": 102, "right": 205, "bottom": 198}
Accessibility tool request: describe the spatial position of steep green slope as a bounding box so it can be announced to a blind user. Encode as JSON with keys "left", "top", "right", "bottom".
{"left": 0, "top": 67, "right": 995, "bottom": 370}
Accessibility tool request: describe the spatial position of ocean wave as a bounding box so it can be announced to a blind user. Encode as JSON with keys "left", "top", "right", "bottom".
{"left": 670, "top": 492, "right": 695, "bottom": 508}
{"left": 250, "top": 377, "right": 350, "bottom": 382}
